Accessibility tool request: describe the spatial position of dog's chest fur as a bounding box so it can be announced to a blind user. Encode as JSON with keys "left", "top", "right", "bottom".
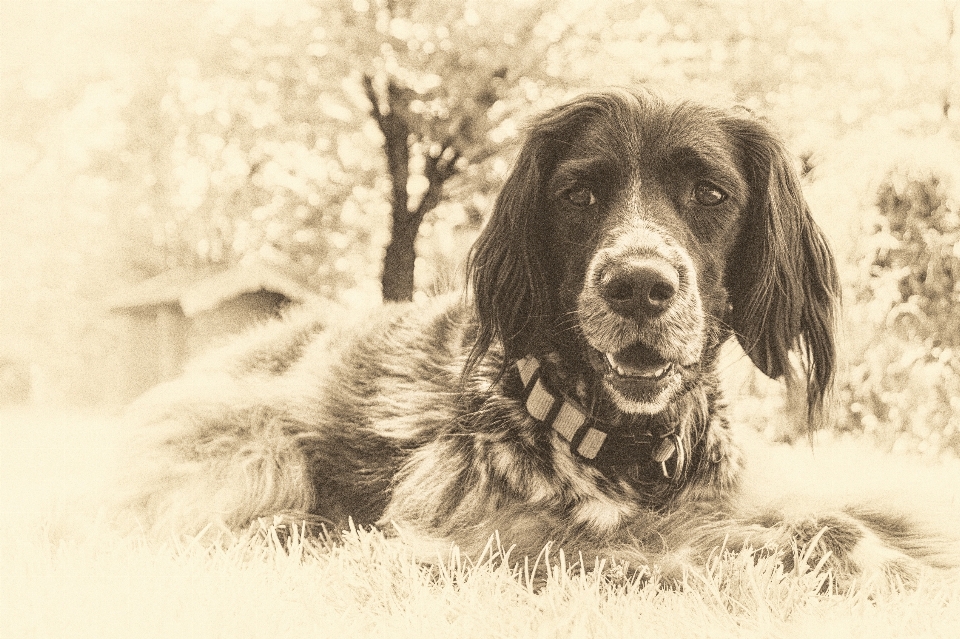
{"left": 250, "top": 297, "right": 743, "bottom": 553}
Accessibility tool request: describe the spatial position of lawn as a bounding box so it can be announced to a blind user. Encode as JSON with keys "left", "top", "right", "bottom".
{"left": 2, "top": 408, "right": 959, "bottom": 639}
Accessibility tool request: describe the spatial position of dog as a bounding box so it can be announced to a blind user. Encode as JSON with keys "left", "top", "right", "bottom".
{"left": 118, "top": 88, "right": 953, "bottom": 590}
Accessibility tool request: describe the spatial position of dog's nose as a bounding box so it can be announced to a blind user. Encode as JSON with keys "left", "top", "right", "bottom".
{"left": 598, "top": 259, "right": 680, "bottom": 317}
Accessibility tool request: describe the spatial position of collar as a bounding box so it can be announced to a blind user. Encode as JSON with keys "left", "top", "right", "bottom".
{"left": 515, "top": 355, "right": 685, "bottom": 481}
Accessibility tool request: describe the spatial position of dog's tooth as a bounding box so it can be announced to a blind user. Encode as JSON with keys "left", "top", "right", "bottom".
{"left": 604, "top": 351, "right": 675, "bottom": 379}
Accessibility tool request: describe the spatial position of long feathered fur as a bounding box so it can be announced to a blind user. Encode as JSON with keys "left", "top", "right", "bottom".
{"left": 116, "top": 88, "right": 955, "bottom": 591}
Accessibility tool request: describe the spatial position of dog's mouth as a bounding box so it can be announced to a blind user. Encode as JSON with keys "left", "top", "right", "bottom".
{"left": 588, "top": 342, "right": 682, "bottom": 411}
{"left": 602, "top": 343, "right": 674, "bottom": 381}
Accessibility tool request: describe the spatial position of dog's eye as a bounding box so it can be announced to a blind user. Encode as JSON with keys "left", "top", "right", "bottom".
{"left": 566, "top": 187, "right": 596, "bottom": 207}
{"left": 693, "top": 182, "right": 727, "bottom": 206}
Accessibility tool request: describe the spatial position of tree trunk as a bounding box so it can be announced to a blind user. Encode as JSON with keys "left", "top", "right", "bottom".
{"left": 363, "top": 74, "right": 459, "bottom": 302}
{"left": 364, "top": 75, "right": 415, "bottom": 301}
{"left": 381, "top": 211, "right": 420, "bottom": 302}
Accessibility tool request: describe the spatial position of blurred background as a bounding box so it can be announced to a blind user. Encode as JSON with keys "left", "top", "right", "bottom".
{"left": 1, "top": 0, "right": 958, "bottom": 460}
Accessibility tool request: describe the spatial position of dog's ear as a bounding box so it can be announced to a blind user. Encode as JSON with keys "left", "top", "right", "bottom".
{"left": 466, "top": 97, "right": 603, "bottom": 373}
{"left": 466, "top": 127, "right": 552, "bottom": 372}
{"left": 723, "top": 115, "right": 840, "bottom": 427}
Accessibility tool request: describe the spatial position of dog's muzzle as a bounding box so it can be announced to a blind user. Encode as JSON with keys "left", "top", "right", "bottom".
{"left": 576, "top": 227, "right": 706, "bottom": 413}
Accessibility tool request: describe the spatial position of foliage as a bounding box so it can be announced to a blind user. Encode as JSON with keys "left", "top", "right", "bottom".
{"left": 109, "top": 0, "right": 959, "bottom": 286}
{"left": 350, "top": 1, "right": 554, "bottom": 300}
{"left": 872, "top": 176, "right": 960, "bottom": 346}
{"left": 119, "top": 0, "right": 590, "bottom": 301}
{"left": 2, "top": 0, "right": 959, "bottom": 404}
{"left": 121, "top": 0, "right": 878, "bottom": 298}
{"left": 839, "top": 142, "right": 960, "bottom": 459}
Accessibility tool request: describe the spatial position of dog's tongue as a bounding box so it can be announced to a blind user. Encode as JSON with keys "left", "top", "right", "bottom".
{"left": 606, "top": 343, "right": 669, "bottom": 377}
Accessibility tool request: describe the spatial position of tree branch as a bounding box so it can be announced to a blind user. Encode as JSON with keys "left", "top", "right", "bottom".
{"left": 363, "top": 74, "right": 412, "bottom": 218}
{"left": 412, "top": 144, "right": 460, "bottom": 220}
{"left": 361, "top": 73, "right": 385, "bottom": 129}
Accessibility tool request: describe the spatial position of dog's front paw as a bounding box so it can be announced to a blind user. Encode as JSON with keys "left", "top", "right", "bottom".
{"left": 779, "top": 513, "right": 923, "bottom": 593}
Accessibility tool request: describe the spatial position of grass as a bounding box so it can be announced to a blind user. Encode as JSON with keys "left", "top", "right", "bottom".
{"left": 2, "top": 407, "right": 959, "bottom": 639}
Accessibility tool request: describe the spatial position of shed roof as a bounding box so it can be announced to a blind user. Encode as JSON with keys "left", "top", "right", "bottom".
{"left": 107, "top": 261, "right": 318, "bottom": 317}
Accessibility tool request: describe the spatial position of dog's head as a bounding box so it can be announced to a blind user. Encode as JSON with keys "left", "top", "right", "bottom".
{"left": 468, "top": 89, "right": 838, "bottom": 425}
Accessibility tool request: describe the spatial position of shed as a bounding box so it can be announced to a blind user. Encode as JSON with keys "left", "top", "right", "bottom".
{"left": 108, "top": 261, "right": 318, "bottom": 399}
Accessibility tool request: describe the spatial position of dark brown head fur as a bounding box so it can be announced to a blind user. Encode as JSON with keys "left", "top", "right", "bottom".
{"left": 468, "top": 88, "right": 838, "bottom": 427}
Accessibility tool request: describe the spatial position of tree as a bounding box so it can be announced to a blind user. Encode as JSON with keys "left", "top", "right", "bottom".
{"left": 322, "top": 0, "right": 555, "bottom": 301}
{"left": 118, "top": 0, "right": 577, "bottom": 302}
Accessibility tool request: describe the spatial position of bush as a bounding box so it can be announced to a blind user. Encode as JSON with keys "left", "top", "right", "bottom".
{"left": 840, "top": 161, "right": 960, "bottom": 459}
